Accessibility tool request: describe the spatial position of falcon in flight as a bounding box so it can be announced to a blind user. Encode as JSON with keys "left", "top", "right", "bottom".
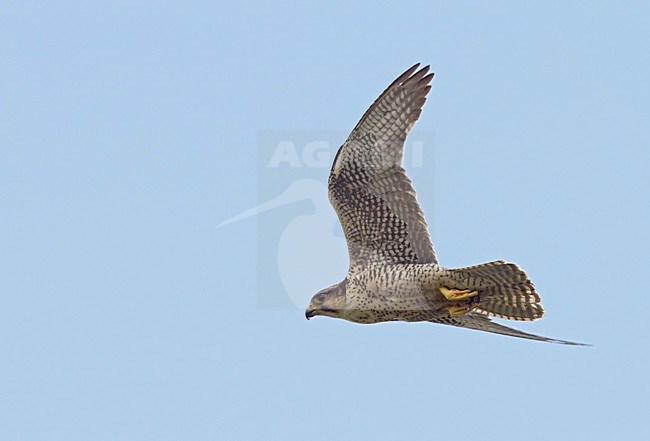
{"left": 305, "top": 64, "right": 585, "bottom": 345}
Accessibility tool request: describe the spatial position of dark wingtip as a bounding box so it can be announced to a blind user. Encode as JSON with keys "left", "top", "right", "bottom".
{"left": 407, "top": 62, "right": 421, "bottom": 72}
{"left": 553, "top": 339, "right": 592, "bottom": 347}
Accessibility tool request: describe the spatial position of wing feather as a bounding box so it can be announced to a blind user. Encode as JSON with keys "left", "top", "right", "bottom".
{"left": 434, "top": 313, "right": 588, "bottom": 345}
{"left": 329, "top": 64, "right": 436, "bottom": 270}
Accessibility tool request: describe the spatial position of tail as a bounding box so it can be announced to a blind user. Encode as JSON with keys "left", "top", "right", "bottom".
{"left": 443, "top": 260, "right": 544, "bottom": 321}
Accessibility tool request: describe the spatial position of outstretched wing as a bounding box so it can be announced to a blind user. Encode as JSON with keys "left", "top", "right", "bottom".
{"left": 434, "top": 313, "right": 588, "bottom": 346}
{"left": 329, "top": 64, "right": 436, "bottom": 271}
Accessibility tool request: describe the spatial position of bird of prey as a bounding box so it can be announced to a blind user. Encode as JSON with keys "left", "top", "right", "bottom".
{"left": 305, "top": 64, "right": 586, "bottom": 345}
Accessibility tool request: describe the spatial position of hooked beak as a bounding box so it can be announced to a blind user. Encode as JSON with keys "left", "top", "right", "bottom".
{"left": 305, "top": 308, "right": 315, "bottom": 320}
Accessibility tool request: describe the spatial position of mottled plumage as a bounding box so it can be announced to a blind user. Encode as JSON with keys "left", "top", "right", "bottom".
{"left": 306, "top": 64, "right": 586, "bottom": 345}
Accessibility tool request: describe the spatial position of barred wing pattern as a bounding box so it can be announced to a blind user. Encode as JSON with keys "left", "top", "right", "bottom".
{"left": 329, "top": 64, "right": 436, "bottom": 271}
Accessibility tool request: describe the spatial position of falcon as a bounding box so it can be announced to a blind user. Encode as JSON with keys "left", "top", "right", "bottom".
{"left": 305, "top": 64, "right": 586, "bottom": 345}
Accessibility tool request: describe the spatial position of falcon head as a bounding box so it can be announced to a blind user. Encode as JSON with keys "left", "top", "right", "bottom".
{"left": 305, "top": 281, "right": 347, "bottom": 320}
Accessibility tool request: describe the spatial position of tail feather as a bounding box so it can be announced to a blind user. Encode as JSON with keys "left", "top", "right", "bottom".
{"left": 474, "top": 281, "right": 544, "bottom": 321}
{"left": 443, "top": 260, "right": 544, "bottom": 321}
{"left": 444, "top": 260, "right": 527, "bottom": 287}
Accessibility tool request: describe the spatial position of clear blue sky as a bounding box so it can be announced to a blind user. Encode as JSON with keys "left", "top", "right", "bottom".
{"left": 2, "top": 1, "right": 649, "bottom": 440}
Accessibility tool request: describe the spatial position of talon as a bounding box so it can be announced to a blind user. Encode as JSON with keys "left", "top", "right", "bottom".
{"left": 448, "top": 304, "right": 469, "bottom": 316}
{"left": 439, "top": 286, "right": 479, "bottom": 301}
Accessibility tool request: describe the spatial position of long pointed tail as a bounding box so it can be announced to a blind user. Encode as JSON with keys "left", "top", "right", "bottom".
{"left": 443, "top": 260, "right": 544, "bottom": 321}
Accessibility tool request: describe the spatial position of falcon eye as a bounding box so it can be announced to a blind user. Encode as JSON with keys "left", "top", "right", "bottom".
{"left": 318, "top": 295, "right": 326, "bottom": 302}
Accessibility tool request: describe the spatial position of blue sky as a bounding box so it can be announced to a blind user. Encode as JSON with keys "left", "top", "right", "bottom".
{"left": 2, "top": 1, "right": 649, "bottom": 440}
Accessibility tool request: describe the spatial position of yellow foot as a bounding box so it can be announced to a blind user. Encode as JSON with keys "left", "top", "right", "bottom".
{"left": 439, "top": 286, "right": 479, "bottom": 301}
{"left": 448, "top": 304, "right": 469, "bottom": 317}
